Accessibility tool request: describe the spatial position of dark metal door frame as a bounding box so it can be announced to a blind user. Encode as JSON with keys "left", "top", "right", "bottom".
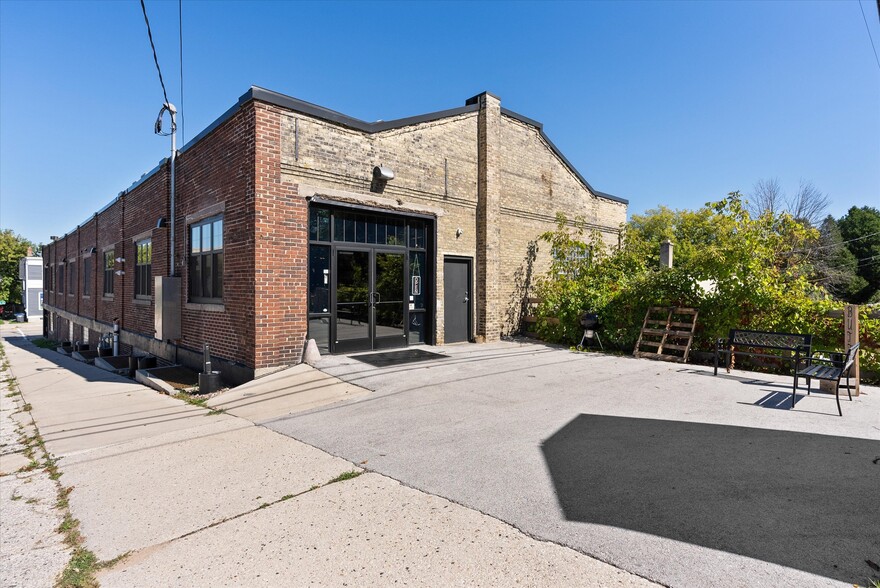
{"left": 331, "top": 245, "right": 409, "bottom": 353}
{"left": 443, "top": 256, "right": 472, "bottom": 344}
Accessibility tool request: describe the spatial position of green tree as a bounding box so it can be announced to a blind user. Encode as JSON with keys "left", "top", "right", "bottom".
{"left": 0, "top": 229, "right": 36, "bottom": 306}
{"left": 535, "top": 193, "right": 824, "bottom": 347}
{"left": 533, "top": 195, "right": 880, "bottom": 379}
{"left": 837, "top": 206, "right": 880, "bottom": 302}
{"left": 811, "top": 216, "right": 866, "bottom": 302}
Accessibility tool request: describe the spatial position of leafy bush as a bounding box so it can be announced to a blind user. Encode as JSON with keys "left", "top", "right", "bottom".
{"left": 532, "top": 194, "right": 880, "bottom": 379}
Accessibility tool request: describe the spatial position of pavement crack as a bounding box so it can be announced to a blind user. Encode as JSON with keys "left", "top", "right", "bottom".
{"left": 164, "top": 468, "right": 362, "bottom": 545}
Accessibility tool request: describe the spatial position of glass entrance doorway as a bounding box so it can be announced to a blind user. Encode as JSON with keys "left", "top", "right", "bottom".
{"left": 334, "top": 249, "right": 406, "bottom": 353}
{"left": 308, "top": 205, "right": 433, "bottom": 354}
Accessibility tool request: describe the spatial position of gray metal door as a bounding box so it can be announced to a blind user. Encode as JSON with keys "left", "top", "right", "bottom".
{"left": 443, "top": 257, "right": 470, "bottom": 343}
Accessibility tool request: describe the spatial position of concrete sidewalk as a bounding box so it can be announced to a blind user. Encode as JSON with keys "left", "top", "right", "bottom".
{"left": 0, "top": 326, "right": 657, "bottom": 587}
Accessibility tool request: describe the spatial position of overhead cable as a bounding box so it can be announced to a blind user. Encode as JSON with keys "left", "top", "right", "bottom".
{"left": 140, "top": 0, "right": 171, "bottom": 107}
{"left": 858, "top": 0, "right": 880, "bottom": 71}
{"left": 179, "top": 0, "right": 185, "bottom": 144}
{"left": 786, "top": 230, "right": 880, "bottom": 255}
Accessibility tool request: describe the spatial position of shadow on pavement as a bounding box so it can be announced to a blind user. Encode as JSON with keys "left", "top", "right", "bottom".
{"left": 753, "top": 390, "right": 801, "bottom": 410}
{"left": 541, "top": 414, "right": 880, "bottom": 585}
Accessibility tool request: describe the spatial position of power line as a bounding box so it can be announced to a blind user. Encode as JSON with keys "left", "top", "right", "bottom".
{"left": 140, "top": 0, "right": 170, "bottom": 107}
{"left": 858, "top": 0, "right": 880, "bottom": 71}
{"left": 179, "top": 0, "right": 185, "bottom": 144}
{"left": 787, "top": 229, "right": 880, "bottom": 255}
{"left": 856, "top": 253, "right": 880, "bottom": 266}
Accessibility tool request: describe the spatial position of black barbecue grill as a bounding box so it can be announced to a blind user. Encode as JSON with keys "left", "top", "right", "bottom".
{"left": 577, "top": 312, "right": 603, "bottom": 351}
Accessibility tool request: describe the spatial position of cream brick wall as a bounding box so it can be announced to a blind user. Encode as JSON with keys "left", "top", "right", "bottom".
{"left": 496, "top": 114, "right": 626, "bottom": 335}
{"left": 272, "top": 95, "right": 625, "bottom": 344}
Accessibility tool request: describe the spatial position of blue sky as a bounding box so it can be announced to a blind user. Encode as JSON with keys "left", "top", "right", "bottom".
{"left": 1, "top": 0, "right": 878, "bottom": 245}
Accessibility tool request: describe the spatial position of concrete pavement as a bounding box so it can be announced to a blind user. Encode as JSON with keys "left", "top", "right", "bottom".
{"left": 0, "top": 325, "right": 658, "bottom": 587}
{"left": 0, "top": 330, "right": 69, "bottom": 588}
{"left": 265, "top": 340, "right": 880, "bottom": 588}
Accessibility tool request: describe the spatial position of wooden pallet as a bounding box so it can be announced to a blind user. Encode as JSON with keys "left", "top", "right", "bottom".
{"left": 634, "top": 307, "right": 698, "bottom": 363}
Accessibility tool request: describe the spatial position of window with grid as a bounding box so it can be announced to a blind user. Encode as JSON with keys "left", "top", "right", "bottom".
{"left": 58, "top": 265, "right": 64, "bottom": 295}
{"left": 68, "top": 262, "right": 76, "bottom": 295}
{"left": 82, "top": 257, "right": 92, "bottom": 296}
{"left": 189, "top": 215, "right": 223, "bottom": 302}
{"left": 135, "top": 239, "right": 152, "bottom": 298}
{"left": 103, "top": 251, "right": 114, "bottom": 296}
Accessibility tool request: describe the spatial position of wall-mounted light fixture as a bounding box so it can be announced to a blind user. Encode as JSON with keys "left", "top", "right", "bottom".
{"left": 115, "top": 270, "right": 125, "bottom": 276}
{"left": 83, "top": 247, "right": 96, "bottom": 255}
{"left": 156, "top": 217, "right": 167, "bottom": 228}
{"left": 456, "top": 228, "right": 463, "bottom": 238}
{"left": 115, "top": 257, "right": 125, "bottom": 264}
{"left": 370, "top": 165, "right": 394, "bottom": 194}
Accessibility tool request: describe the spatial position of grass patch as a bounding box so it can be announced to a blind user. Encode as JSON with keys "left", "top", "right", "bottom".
{"left": 5, "top": 391, "right": 20, "bottom": 397}
{"left": 11, "top": 492, "right": 22, "bottom": 501}
{"left": 175, "top": 391, "right": 226, "bottom": 415}
{"left": 327, "top": 470, "right": 363, "bottom": 485}
{"left": 56, "top": 547, "right": 99, "bottom": 588}
{"left": 21, "top": 459, "right": 40, "bottom": 472}
{"left": 97, "top": 551, "right": 130, "bottom": 571}
{"left": 32, "top": 338, "right": 58, "bottom": 349}
{"left": 58, "top": 512, "right": 80, "bottom": 539}
{"left": 22, "top": 402, "right": 32, "bottom": 412}
{"left": 56, "top": 486, "right": 73, "bottom": 510}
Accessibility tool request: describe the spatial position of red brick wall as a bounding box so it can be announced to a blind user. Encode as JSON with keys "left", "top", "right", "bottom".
{"left": 96, "top": 199, "right": 123, "bottom": 329}
{"left": 119, "top": 166, "right": 170, "bottom": 340}
{"left": 77, "top": 217, "right": 97, "bottom": 322}
{"left": 176, "top": 103, "right": 256, "bottom": 369}
{"left": 42, "top": 98, "right": 307, "bottom": 377}
{"left": 59, "top": 234, "right": 72, "bottom": 313}
{"left": 252, "top": 102, "right": 308, "bottom": 371}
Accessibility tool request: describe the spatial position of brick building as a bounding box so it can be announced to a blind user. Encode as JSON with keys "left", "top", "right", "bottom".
{"left": 42, "top": 87, "right": 626, "bottom": 384}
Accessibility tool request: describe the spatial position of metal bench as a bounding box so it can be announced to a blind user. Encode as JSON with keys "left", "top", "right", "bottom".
{"left": 794, "top": 342, "right": 859, "bottom": 416}
{"left": 714, "top": 330, "right": 813, "bottom": 385}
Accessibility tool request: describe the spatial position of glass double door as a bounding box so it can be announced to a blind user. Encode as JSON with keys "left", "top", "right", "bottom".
{"left": 334, "top": 247, "right": 406, "bottom": 353}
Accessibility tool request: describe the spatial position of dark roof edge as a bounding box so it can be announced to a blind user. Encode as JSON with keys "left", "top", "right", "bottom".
{"left": 247, "top": 86, "right": 479, "bottom": 132}
{"left": 179, "top": 102, "right": 243, "bottom": 154}
{"left": 54, "top": 158, "right": 169, "bottom": 244}
{"left": 49, "top": 88, "right": 625, "bottom": 245}
{"left": 501, "top": 107, "right": 628, "bottom": 206}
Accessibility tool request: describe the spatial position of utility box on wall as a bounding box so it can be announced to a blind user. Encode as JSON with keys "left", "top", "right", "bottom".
{"left": 154, "top": 277, "right": 181, "bottom": 341}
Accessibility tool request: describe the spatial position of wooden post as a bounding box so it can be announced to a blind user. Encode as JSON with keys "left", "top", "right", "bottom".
{"left": 845, "top": 304, "right": 860, "bottom": 396}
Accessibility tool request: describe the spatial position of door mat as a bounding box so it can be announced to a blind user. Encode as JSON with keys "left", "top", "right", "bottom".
{"left": 352, "top": 348, "right": 448, "bottom": 367}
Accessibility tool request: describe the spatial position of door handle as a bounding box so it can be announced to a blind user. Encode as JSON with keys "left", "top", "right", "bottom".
{"left": 463, "top": 291, "right": 469, "bottom": 303}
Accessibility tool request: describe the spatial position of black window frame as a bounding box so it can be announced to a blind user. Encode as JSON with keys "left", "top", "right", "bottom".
{"left": 58, "top": 265, "right": 64, "bottom": 295}
{"left": 188, "top": 215, "right": 224, "bottom": 303}
{"left": 103, "top": 250, "right": 114, "bottom": 297}
{"left": 68, "top": 261, "right": 76, "bottom": 296}
{"left": 82, "top": 256, "right": 92, "bottom": 297}
{"left": 135, "top": 239, "right": 152, "bottom": 299}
